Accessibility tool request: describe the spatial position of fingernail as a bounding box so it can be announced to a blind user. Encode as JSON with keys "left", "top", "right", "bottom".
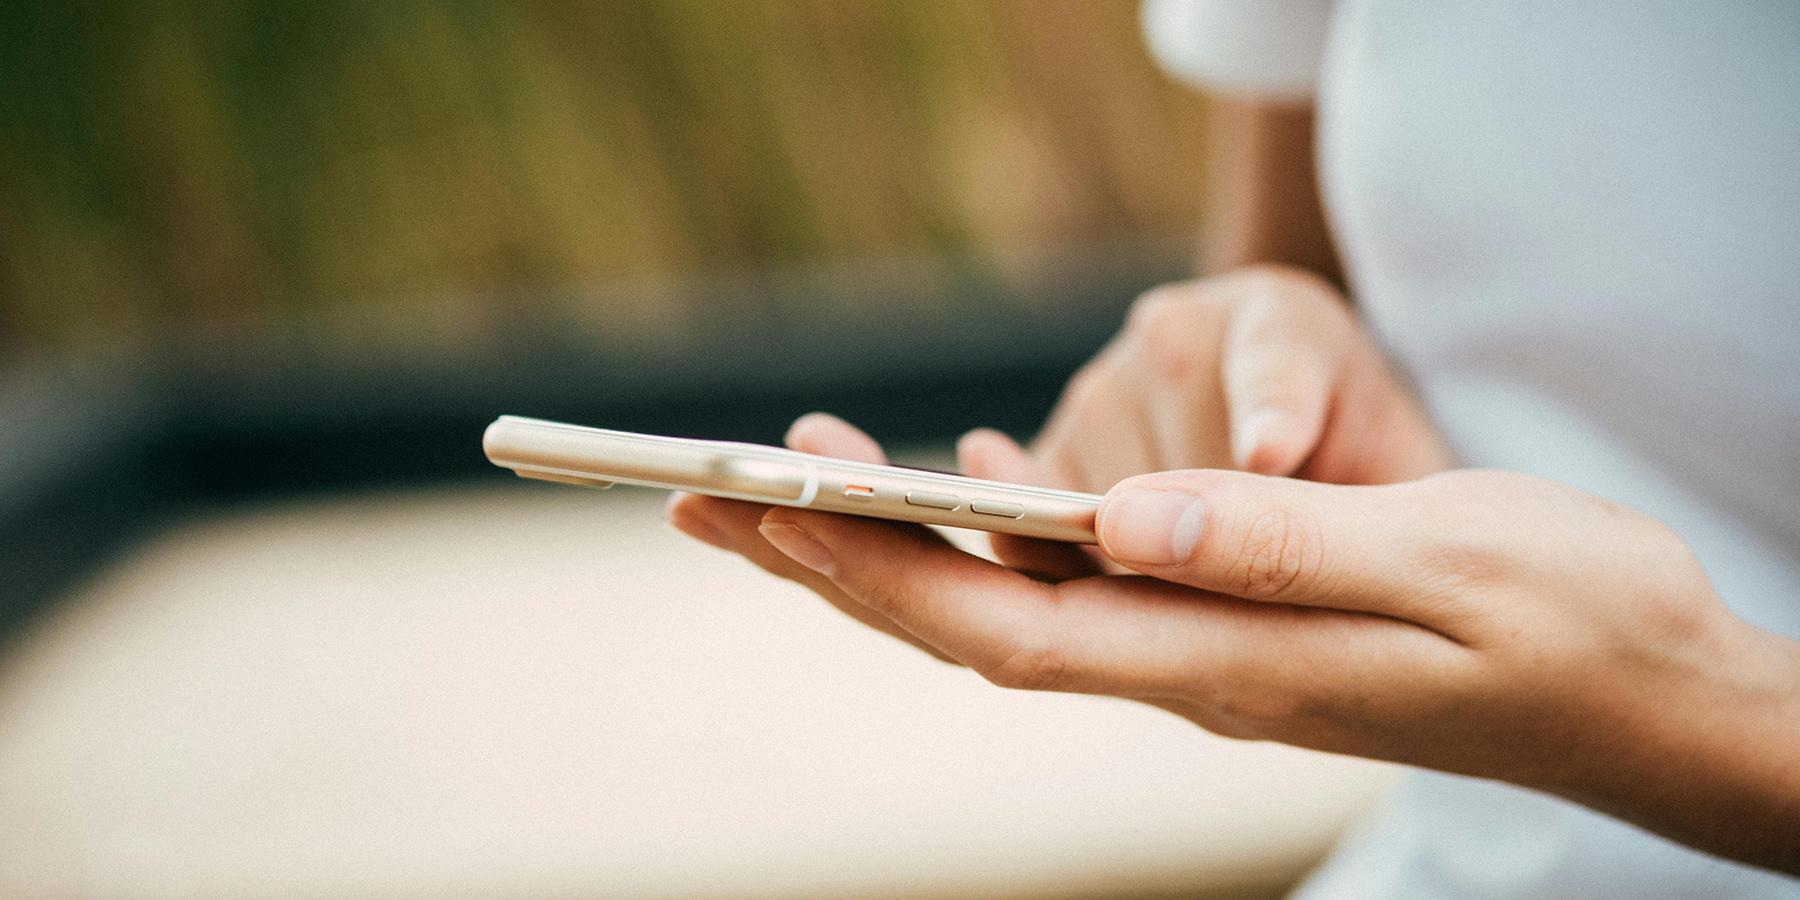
{"left": 1101, "top": 488, "right": 1206, "bottom": 565}
{"left": 759, "top": 520, "right": 837, "bottom": 577}
{"left": 1233, "top": 409, "right": 1285, "bottom": 467}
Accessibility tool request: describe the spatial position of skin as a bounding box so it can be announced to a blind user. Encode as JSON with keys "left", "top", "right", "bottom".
{"left": 1201, "top": 97, "right": 1342, "bottom": 284}
{"left": 667, "top": 104, "right": 1800, "bottom": 874}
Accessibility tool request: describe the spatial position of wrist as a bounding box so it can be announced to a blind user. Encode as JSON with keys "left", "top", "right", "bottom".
{"left": 1568, "top": 615, "right": 1800, "bottom": 872}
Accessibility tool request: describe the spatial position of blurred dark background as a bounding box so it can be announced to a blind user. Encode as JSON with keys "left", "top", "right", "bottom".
{"left": 0, "top": 8, "right": 1399, "bottom": 898}
{"left": 1, "top": 1, "right": 1207, "bottom": 629}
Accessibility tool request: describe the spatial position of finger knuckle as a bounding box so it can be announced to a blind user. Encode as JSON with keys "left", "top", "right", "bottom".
{"left": 1143, "top": 323, "right": 1208, "bottom": 385}
{"left": 1059, "top": 360, "right": 1126, "bottom": 425}
{"left": 845, "top": 572, "right": 907, "bottom": 617}
{"left": 1239, "top": 265, "right": 1353, "bottom": 330}
{"left": 980, "top": 640, "right": 1068, "bottom": 692}
{"left": 1061, "top": 359, "right": 1107, "bottom": 405}
{"left": 1237, "top": 262, "right": 1335, "bottom": 299}
{"left": 1633, "top": 514, "right": 1697, "bottom": 564}
{"left": 1125, "top": 283, "right": 1196, "bottom": 332}
{"left": 842, "top": 543, "right": 933, "bottom": 616}
{"left": 1231, "top": 505, "right": 1320, "bottom": 600}
{"left": 1128, "top": 289, "right": 1219, "bottom": 382}
{"left": 1626, "top": 521, "right": 1717, "bottom": 635}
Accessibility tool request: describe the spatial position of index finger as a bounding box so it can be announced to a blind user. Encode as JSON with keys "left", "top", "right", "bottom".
{"left": 757, "top": 504, "right": 1433, "bottom": 700}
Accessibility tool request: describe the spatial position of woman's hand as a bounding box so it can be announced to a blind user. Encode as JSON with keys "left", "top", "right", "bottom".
{"left": 665, "top": 263, "right": 1798, "bottom": 871}
{"left": 672, "top": 428, "right": 1800, "bottom": 873}
{"left": 990, "top": 264, "right": 1452, "bottom": 494}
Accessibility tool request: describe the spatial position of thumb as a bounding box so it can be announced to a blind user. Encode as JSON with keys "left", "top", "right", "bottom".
{"left": 1095, "top": 469, "right": 1437, "bottom": 623}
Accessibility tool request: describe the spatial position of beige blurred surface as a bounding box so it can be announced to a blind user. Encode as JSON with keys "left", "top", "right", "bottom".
{"left": 0, "top": 481, "right": 1391, "bottom": 899}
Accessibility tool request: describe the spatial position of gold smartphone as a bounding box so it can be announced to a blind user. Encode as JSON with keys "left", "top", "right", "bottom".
{"left": 483, "top": 415, "right": 1099, "bottom": 543}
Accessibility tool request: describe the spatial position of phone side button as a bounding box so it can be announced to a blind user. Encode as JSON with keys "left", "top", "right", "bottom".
{"left": 970, "top": 499, "right": 1024, "bottom": 519}
{"left": 904, "top": 491, "right": 961, "bottom": 511}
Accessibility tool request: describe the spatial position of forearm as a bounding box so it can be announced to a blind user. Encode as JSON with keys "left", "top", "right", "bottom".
{"left": 1201, "top": 98, "right": 1342, "bottom": 285}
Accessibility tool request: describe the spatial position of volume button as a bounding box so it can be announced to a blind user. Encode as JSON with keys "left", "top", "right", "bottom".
{"left": 904, "top": 491, "right": 961, "bottom": 511}
{"left": 970, "top": 499, "right": 1024, "bottom": 518}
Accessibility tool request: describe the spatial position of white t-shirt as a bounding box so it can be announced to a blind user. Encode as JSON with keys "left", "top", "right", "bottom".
{"left": 1143, "top": 2, "right": 1800, "bottom": 897}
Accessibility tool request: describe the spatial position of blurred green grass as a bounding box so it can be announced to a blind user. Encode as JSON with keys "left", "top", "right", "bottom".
{"left": 0, "top": 1, "right": 1207, "bottom": 362}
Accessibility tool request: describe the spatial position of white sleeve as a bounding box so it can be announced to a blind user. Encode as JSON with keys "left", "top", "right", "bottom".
{"left": 1140, "top": 0, "right": 1333, "bottom": 101}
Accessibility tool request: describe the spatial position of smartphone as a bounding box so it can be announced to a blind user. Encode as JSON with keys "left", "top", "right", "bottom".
{"left": 482, "top": 415, "right": 1099, "bottom": 543}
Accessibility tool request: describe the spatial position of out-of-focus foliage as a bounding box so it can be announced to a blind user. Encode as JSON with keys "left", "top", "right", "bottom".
{"left": 0, "top": 1, "right": 1207, "bottom": 360}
